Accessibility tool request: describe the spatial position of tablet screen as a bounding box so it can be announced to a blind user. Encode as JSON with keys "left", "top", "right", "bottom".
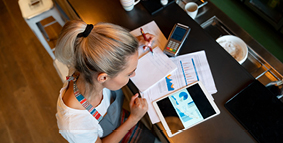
{"left": 156, "top": 83, "right": 216, "bottom": 134}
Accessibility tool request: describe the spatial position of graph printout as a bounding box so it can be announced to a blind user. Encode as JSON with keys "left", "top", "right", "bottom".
{"left": 143, "top": 50, "right": 217, "bottom": 124}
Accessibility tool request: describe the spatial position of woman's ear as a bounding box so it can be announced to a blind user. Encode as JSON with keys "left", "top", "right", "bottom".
{"left": 97, "top": 73, "right": 108, "bottom": 83}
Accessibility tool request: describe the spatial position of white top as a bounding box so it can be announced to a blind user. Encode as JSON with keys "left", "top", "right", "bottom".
{"left": 56, "top": 81, "right": 111, "bottom": 143}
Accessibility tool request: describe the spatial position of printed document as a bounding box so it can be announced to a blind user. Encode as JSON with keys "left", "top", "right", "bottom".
{"left": 130, "top": 47, "right": 177, "bottom": 92}
{"left": 142, "top": 50, "right": 217, "bottom": 124}
{"left": 130, "top": 21, "right": 177, "bottom": 92}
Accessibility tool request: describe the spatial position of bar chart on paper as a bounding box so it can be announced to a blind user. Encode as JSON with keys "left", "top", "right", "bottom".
{"left": 179, "top": 59, "right": 199, "bottom": 86}
{"left": 165, "top": 74, "right": 175, "bottom": 91}
{"left": 163, "top": 58, "right": 199, "bottom": 94}
{"left": 173, "top": 51, "right": 217, "bottom": 95}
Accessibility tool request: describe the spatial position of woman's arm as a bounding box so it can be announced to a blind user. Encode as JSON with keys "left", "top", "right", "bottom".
{"left": 96, "top": 93, "right": 148, "bottom": 143}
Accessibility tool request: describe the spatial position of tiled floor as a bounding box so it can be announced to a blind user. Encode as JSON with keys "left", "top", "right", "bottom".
{"left": 210, "top": 0, "right": 283, "bottom": 63}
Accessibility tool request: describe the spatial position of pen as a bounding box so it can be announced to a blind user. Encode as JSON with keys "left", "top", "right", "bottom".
{"left": 140, "top": 28, "right": 154, "bottom": 54}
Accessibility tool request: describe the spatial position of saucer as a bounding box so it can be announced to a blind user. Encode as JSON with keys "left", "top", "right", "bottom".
{"left": 216, "top": 35, "right": 248, "bottom": 64}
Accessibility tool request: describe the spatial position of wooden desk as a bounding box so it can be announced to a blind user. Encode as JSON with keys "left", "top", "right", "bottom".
{"left": 67, "top": 0, "right": 256, "bottom": 142}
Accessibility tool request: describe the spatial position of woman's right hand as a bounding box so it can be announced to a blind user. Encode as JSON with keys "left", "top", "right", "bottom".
{"left": 136, "top": 33, "right": 155, "bottom": 47}
{"left": 128, "top": 93, "right": 148, "bottom": 122}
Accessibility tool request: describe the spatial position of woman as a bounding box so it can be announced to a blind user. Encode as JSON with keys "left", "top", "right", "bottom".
{"left": 55, "top": 20, "right": 158, "bottom": 143}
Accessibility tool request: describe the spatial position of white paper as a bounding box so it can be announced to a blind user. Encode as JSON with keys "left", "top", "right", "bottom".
{"left": 175, "top": 51, "right": 217, "bottom": 95}
{"left": 143, "top": 50, "right": 217, "bottom": 124}
{"left": 130, "top": 47, "right": 177, "bottom": 92}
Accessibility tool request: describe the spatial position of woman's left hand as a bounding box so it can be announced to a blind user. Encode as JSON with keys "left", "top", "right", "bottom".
{"left": 128, "top": 93, "right": 148, "bottom": 122}
{"left": 136, "top": 33, "right": 155, "bottom": 47}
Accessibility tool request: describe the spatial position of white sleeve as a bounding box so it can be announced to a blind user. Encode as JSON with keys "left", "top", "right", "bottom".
{"left": 60, "top": 130, "right": 99, "bottom": 143}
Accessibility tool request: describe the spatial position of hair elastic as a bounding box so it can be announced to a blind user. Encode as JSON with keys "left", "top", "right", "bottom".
{"left": 77, "top": 24, "right": 94, "bottom": 38}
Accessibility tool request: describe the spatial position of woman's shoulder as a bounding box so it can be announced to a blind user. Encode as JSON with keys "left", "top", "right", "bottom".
{"left": 62, "top": 81, "right": 85, "bottom": 110}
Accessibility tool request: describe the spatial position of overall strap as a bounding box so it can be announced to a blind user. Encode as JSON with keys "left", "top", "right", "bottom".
{"left": 67, "top": 75, "right": 103, "bottom": 122}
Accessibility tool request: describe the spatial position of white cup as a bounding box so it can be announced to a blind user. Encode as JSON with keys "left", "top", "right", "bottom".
{"left": 160, "top": 0, "right": 168, "bottom": 6}
{"left": 120, "top": 0, "right": 140, "bottom": 11}
{"left": 185, "top": 2, "right": 198, "bottom": 19}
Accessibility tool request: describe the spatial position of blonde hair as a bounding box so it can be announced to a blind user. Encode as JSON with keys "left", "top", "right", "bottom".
{"left": 55, "top": 20, "right": 138, "bottom": 84}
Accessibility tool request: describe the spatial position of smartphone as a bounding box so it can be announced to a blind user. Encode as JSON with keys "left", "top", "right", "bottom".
{"left": 163, "top": 23, "right": 191, "bottom": 57}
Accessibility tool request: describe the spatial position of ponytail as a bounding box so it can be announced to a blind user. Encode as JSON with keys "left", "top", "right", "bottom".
{"left": 55, "top": 20, "right": 138, "bottom": 84}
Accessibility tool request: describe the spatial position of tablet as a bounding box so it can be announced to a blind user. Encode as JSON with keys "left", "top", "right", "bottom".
{"left": 152, "top": 81, "right": 220, "bottom": 137}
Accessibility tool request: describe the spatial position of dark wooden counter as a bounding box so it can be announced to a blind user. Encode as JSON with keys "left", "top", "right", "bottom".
{"left": 68, "top": 0, "right": 255, "bottom": 142}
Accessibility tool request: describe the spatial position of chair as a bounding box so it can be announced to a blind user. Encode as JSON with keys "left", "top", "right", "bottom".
{"left": 18, "top": 0, "right": 65, "bottom": 60}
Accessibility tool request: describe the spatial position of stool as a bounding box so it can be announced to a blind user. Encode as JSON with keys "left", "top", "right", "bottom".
{"left": 18, "top": 0, "right": 65, "bottom": 60}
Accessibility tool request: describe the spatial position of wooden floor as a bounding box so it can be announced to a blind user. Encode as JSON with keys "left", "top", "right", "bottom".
{"left": 0, "top": 0, "right": 67, "bottom": 142}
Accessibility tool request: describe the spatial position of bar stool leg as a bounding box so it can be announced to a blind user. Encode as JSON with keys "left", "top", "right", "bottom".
{"left": 37, "top": 22, "right": 50, "bottom": 41}
{"left": 26, "top": 19, "right": 56, "bottom": 60}
{"left": 51, "top": 7, "right": 65, "bottom": 27}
